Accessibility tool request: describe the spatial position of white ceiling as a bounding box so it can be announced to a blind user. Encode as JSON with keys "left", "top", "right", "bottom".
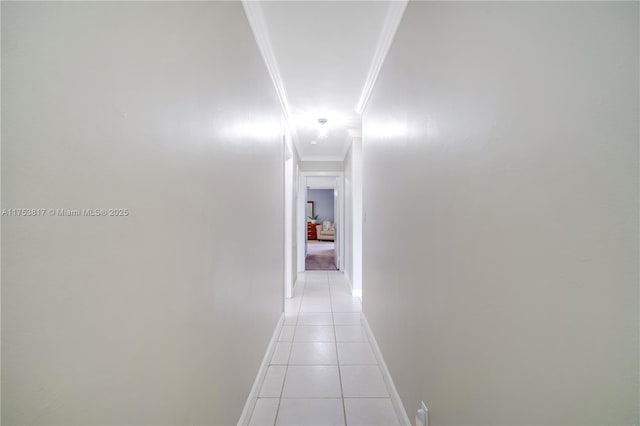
{"left": 246, "top": 1, "right": 399, "bottom": 161}
{"left": 306, "top": 176, "right": 338, "bottom": 190}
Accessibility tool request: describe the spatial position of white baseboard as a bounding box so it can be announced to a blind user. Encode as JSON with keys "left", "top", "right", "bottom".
{"left": 292, "top": 274, "right": 302, "bottom": 293}
{"left": 345, "top": 274, "right": 354, "bottom": 293}
{"left": 352, "top": 287, "right": 362, "bottom": 299}
{"left": 344, "top": 273, "right": 362, "bottom": 300}
{"left": 237, "top": 312, "right": 284, "bottom": 426}
{"left": 361, "top": 313, "right": 412, "bottom": 426}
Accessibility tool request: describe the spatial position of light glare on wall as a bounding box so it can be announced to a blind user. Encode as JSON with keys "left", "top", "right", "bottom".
{"left": 365, "top": 120, "right": 409, "bottom": 139}
{"left": 224, "top": 120, "right": 282, "bottom": 141}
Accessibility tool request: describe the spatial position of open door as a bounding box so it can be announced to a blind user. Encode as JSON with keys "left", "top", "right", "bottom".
{"left": 334, "top": 186, "right": 339, "bottom": 269}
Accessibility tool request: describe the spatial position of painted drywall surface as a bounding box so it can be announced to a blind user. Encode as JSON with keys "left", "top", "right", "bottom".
{"left": 300, "top": 161, "right": 344, "bottom": 172}
{"left": 284, "top": 135, "right": 294, "bottom": 299}
{"left": 344, "top": 146, "right": 354, "bottom": 286}
{"left": 363, "top": 2, "right": 639, "bottom": 425}
{"left": 293, "top": 145, "right": 302, "bottom": 284}
{"left": 288, "top": 138, "right": 302, "bottom": 292}
{"left": 307, "top": 189, "right": 334, "bottom": 223}
{"left": 2, "top": 2, "right": 284, "bottom": 424}
{"left": 344, "top": 138, "right": 363, "bottom": 295}
{"left": 350, "top": 137, "right": 363, "bottom": 296}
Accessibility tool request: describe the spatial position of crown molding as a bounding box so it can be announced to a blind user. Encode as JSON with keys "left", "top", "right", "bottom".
{"left": 340, "top": 135, "right": 353, "bottom": 161}
{"left": 242, "top": 1, "right": 303, "bottom": 160}
{"left": 339, "top": 129, "right": 362, "bottom": 160}
{"left": 242, "top": 0, "right": 290, "bottom": 117}
{"left": 300, "top": 155, "right": 347, "bottom": 162}
{"left": 355, "top": 0, "right": 408, "bottom": 115}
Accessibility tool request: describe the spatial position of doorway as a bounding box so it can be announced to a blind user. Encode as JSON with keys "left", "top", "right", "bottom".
{"left": 298, "top": 172, "right": 344, "bottom": 273}
{"left": 306, "top": 185, "right": 337, "bottom": 270}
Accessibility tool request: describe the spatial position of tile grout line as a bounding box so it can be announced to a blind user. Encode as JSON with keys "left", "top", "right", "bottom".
{"left": 328, "top": 272, "right": 349, "bottom": 426}
{"left": 268, "top": 272, "right": 374, "bottom": 425}
{"left": 273, "top": 274, "right": 305, "bottom": 426}
{"left": 270, "top": 396, "right": 392, "bottom": 399}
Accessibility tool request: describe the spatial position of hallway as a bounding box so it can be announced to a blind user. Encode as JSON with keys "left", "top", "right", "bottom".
{"left": 2, "top": 1, "right": 638, "bottom": 424}
{"left": 247, "top": 272, "right": 400, "bottom": 426}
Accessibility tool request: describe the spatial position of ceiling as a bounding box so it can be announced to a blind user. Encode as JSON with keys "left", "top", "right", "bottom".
{"left": 306, "top": 176, "right": 338, "bottom": 190}
{"left": 244, "top": 1, "right": 404, "bottom": 161}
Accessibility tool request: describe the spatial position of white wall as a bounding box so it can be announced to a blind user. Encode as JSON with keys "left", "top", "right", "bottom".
{"left": 285, "top": 136, "right": 302, "bottom": 297}
{"left": 343, "top": 138, "right": 363, "bottom": 295}
{"left": 292, "top": 147, "right": 301, "bottom": 285}
{"left": 2, "top": 2, "right": 285, "bottom": 424}
{"left": 351, "top": 138, "right": 363, "bottom": 297}
{"left": 363, "top": 2, "right": 639, "bottom": 425}
{"left": 300, "top": 161, "right": 344, "bottom": 172}
{"left": 344, "top": 146, "right": 354, "bottom": 286}
{"left": 307, "top": 189, "right": 334, "bottom": 223}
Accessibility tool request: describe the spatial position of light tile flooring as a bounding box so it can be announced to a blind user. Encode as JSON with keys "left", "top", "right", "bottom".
{"left": 248, "top": 271, "right": 402, "bottom": 426}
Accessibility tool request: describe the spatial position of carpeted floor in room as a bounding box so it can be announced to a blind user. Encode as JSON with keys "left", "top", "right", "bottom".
{"left": 305, "top": 240, "right": 337, "bottom": 270}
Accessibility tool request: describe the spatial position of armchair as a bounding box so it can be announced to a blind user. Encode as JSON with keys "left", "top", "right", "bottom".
{"left": 316, "top": 221, "right": 335, "bottom": 241}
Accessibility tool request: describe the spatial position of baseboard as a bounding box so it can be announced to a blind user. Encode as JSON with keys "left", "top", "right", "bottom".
{"left": 361, "top": 313, "right": 412, "bottom": 426}
{"left": 344, "top": 273, "right": 362, "bottom": 300}
{"left": 237, "top": 312, "right": 284, "bottom": 426}
{"left": 292, "top": 273, "right": 302, "bottom": 293}
{"left": 345, "top": 274, "right": 354, "bottom": 293}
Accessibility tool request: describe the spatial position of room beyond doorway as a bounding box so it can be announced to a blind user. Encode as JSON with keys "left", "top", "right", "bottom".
{"left": 299, "top": 173, "right": 344, "bottom": 273}
{"left": 305, "top": 240, "right": 337, "bottom": 270}
{"left": 306, "top": 186, "right": 337, "bottom": 270}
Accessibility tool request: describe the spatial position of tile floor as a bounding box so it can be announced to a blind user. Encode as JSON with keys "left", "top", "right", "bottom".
{"left": 247, "top": 271, "right": 402, "bottom": 426}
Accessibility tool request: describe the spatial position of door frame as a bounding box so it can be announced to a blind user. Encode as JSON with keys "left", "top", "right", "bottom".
{"left": 283, "top": 133, "right": 296, "bottom": 300}
{"left": 297, "top": 171, "right": 345, "bottom": 272}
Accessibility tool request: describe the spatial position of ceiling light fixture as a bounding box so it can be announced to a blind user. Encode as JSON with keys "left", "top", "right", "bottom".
{"left": 310, "top": 140, "right": 318, "bottom": 145}
{"left": 317, "top": 118, "right": 329, "bottom": 139}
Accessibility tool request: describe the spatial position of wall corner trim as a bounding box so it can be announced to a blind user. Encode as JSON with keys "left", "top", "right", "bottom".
{"left": 344, "top": 274, "right": 362, "bottom": 299}
{"left": 241, "top": 1, "right": 290, "bottom": 118}
{"left": 361, "top": 313, "right": 412, "bottom": 426}
{"left": 299, "top": 155, "right": 347, "bottom": 162}
{"left": 237, "top": 313, "right": 285, "bottom": 426}
{"left": 339, "top": 129, "right": 361, "bottom": 161}
{"left": 241, "top": 1, "right": 302, "bottom": 155}
{"left": 354, "top": 1, "right": 408, "bottom": 115}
